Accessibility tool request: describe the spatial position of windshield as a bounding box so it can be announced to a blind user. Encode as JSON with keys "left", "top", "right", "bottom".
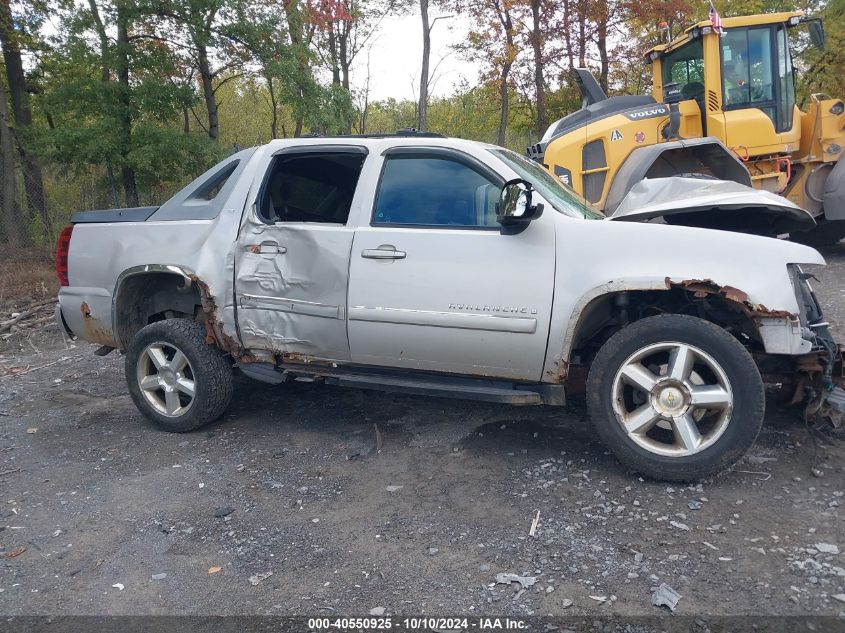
{"left": 662, "top": 39, "right": 705, "bottom": 100}
{"left": 490, "top": 148, "right": 605, "bottom": 219}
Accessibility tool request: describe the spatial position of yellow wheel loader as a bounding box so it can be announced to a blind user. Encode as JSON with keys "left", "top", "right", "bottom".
{"left": 528, "top": 11, "right": 845, "bottom": 245}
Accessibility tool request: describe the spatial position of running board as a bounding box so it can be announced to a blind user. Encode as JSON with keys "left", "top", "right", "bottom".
{"left": 327, "top": 374, "right": 543, "bottom": 404}
{"left": 237, "top": 362, "right": 563, "bottom": 405}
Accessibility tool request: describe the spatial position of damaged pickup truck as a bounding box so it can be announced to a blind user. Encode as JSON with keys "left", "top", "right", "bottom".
{"left": 55, "top": 133, "right": 842, "bottom": 481}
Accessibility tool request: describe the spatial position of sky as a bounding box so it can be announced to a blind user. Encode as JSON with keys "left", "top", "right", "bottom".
{"left": 349, "top": 12, "right": 482, "bottom": 102}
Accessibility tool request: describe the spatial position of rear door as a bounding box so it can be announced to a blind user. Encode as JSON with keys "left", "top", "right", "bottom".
{"left": 347, "top": 147, "right": 556, "bottom": 381}
{"left": 234, "top": 146, "right": 367, "bottom": 362}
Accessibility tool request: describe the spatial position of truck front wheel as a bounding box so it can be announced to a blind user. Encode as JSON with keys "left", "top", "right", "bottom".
{"left": 586, "top": 314, "right": 764, "bottom": 481}
{"left": 126, "top": 319, "right": 234, "bottom": 432}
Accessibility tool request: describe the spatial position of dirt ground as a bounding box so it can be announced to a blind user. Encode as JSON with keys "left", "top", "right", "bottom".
{"left": 1, "top": 246, "right": 844, "bottom": 621}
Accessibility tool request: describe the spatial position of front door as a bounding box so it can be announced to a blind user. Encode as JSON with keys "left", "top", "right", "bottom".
{"left": 235, "top": 147, "right": 367, "bottom": 362}
{"left": 347, "top": 148, "right": 556, "bottom": 381}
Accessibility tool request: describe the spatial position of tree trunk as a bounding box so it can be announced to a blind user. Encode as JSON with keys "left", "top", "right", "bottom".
{"left": 418, "top": 0, "right": 430, "bottom": 131}
{"left": 596, "top": 0, "right": 609, "bottom": 93}
{"left": 497, "top": 61, "right": 511, "bottom": 146}
{"left": 87, "top": 0, "right": 110, "bottom": 81}
{"left": 328, "top": 27, "right": 341, "bottom": 85}
{"left": 0, "top": 78, "right": 26, "bottom": 244}
{"left": 0, "top": 0, "right": 49, "bottom": 236}
{"left": 530, "top": 0, "right": 547, "bottom": 139}
{"left": 577, "top": 0, "right": 586, "bottom": 68}
{"left": 106, "top": 162, "right": 119, "bottom": 208}
{"left": 339, "top": 24, "right": 350, "bottom": 91}
{"left": 563, "top": 0, "right": 574, "bottom": 71}
{"left": 197, "top": 43, "right": 219, "bottom": 140}
{"left": 283, "top": 0, "right": 313, "bottom": 138}
{"left": 338, "top": 24, "right": 352, "bottom": 134}
{"left": 115, "top": 4, "right": 138, "bottom": 207}
{"left": 266, "top": 74, "right": 278, "bottom": 139}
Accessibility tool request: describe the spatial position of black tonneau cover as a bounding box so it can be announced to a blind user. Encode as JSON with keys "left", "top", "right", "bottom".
{"left": 71, "top": 206, "right": 159, "bottom": 224}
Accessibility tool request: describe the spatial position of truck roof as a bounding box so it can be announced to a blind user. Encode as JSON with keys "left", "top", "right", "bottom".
{"left": 258, "top": 134, "right": 500, "bottom": 154}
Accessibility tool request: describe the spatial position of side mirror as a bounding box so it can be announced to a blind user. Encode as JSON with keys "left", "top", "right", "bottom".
{"left": 497, "top": 179, "right": 543, "bottom": 230}
{"left": 809, "top": 20, "right": 825, "bottom": 51}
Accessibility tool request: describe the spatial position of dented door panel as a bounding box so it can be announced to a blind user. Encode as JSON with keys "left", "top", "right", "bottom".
{"left": 235, "top": 222, "right": 354, "bottom": 361}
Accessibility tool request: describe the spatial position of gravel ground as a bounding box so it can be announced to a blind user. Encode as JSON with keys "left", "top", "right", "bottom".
{"left": 1, "top": 244, "right": 844, "bottom": 619}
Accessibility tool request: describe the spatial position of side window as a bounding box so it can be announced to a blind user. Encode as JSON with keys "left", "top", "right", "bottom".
{"left": 259, "top": 152, "right": 366, "bottom": 223}
{"left": 373, "top": 156, "right": 501, "bottom": 228}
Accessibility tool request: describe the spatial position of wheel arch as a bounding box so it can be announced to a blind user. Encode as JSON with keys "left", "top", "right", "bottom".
{"left": 604, "top": 137, "right": 752, "bottom": 216}
{"left": 112, "top": 265, "right": 203, "bottom": 350}
{"left": 548, "top": 280, "right": 769, "bottom": 387}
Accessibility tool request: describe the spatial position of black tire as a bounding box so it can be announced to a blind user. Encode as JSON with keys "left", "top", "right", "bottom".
{"left": 791, "top": 218, "right": 845, "bottom": 247}
{"left": 586, "top": 314, "right": 765, "bottom": 481}
{"left": 125, "top": 319, "right": 233, "bottom": 432}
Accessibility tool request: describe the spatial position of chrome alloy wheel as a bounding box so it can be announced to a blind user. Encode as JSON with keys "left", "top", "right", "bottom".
{"left": 611, "top": 342, "right": 733, "bottom": 457}
{"left": 136, "top": 341, "right": 196, "bottom": 417}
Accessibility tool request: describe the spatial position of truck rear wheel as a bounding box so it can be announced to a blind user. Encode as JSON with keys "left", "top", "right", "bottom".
{"left": 126, "top": 319, "right": 233, "bottom": 432}
{"left": 586, "top": 314, "right": 764, "bottom": 481}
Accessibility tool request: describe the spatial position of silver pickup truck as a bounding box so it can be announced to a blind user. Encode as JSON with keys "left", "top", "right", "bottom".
{"left": 55, "top": 133, "right": 841, "bottom": 481}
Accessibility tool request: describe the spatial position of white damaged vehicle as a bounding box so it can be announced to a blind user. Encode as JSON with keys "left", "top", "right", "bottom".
{"left": 55, "top": 132, "right": 842, "bottom": 481}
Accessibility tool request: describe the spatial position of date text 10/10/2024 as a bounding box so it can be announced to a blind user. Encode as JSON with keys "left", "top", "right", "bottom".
{"left": 307, "top": 617, "right": 528, "bottom": 630}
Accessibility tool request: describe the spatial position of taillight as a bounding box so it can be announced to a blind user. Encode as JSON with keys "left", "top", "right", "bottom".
{"left": 55, "top": 225, "right": 74, "bottom": 286}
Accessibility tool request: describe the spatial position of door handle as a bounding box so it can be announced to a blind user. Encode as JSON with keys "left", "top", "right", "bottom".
{"left": 249, "top": 241, "right": 287, "bottom": 255}
{"left": 362, "top": 245, "right": 406, "bottom": 260}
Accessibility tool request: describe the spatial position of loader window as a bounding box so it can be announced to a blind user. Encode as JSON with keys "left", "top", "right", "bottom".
{"left": 722, "top": 28, "right": 774, "bottom": 107}
{"left": 776, "top": 25, "right": 796, "bottom": 132}
{"left": 719, "top": 26, "right": 796, "bottom": 131}
{"left": 662, "top": 40, "right": 704, "bottom": 101}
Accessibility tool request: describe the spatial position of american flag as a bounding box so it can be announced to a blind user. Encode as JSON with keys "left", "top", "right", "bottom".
{"left": 709, "top": 0, "right": 724, "bottom": 36}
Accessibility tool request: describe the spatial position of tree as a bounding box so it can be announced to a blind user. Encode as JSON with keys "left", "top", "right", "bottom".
{"left": 526, "top": 0, "right": 549, "bottom": 138}
{"left": 39, "top": 0, "right": 213, "bottom": 206}
{"left": 311, "top": 0, "right": 396, "bottom": 132}
{"left": 225, "top": 0, "right": 325, "bottom": 137}
{"left": 418, "top": 0, "right": 430, "bottom": 130}
{"left": 792, "top": 0, "right": 843, "bottom": 102}
{"left": 452, "top": 0, "right": 518, "bottom": 144}
{"left": 146, "top": 0, "right": 252, "bottom": 141}
{"left": 0, "top": 77, "right": 25, "bottom": 242}
{"left": 0, "top": 0, "right": 49, "bottom": 237}
{"left": 281, "top": 0, "right": 320, "bottom": 136}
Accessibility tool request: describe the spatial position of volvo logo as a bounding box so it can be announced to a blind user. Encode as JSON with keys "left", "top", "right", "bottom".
{"left": 624, "top": 106, "right": 669, "bottom": 121}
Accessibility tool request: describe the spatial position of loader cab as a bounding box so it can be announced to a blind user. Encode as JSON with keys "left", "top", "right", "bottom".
{"left": 650, "top": 12, "right": 810, "bottom": 158}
